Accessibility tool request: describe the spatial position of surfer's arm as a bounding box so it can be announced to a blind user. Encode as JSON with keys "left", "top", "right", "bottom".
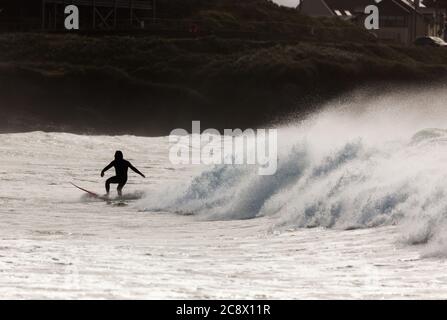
{"left": 129, "top": 164, "right": 145, "bottom": 178}
{"left": 101, "top": 162, "right": 114, "bottom": 177}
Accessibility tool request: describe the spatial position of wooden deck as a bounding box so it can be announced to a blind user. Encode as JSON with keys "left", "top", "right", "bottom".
{"left": 40, "top": 0, "right": 154, "bottom": 30}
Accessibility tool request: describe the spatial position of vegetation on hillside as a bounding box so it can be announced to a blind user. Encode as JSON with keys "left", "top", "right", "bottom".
{"left": 148, "top": 0, "right": 374, "bottom": 42}
{"left": 1, "top": 0, "right": 447, "bottom": 135}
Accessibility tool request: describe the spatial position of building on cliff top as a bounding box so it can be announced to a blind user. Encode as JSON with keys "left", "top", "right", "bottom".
{"left": 0, "top": 0, "right": 154, "bottom": 31}
{"left": 298, "top": 0, "right": 446, "bottom": 44}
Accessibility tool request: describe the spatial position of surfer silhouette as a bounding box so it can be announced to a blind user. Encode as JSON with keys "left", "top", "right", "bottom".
{"left": 101, "top": 151, "right": 145, "bottom": 196}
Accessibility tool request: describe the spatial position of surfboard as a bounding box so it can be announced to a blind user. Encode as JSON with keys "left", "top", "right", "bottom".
{"left": 71, "top": 183, "right": 108, "bottom": 201}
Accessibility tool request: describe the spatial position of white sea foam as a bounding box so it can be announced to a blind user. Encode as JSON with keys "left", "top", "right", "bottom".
{"left": 4, "top": 100, "right": 447, "bottom": 298}
{"left": 139, "top": 86, "right": 447, "bottom": 256}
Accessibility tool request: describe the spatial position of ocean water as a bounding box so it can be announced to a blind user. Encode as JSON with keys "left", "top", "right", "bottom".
{"left": 2, "top": 87, "right": 447, "bottom": 298}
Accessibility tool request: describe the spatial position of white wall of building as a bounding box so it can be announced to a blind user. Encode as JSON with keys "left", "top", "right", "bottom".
{"left": 273, "top": 0, "right": 301, "bottom": 8}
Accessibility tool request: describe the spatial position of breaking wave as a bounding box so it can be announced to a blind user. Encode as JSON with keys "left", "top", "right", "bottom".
{"left": 140, "top": 86, "right": 447, "bottom": 256}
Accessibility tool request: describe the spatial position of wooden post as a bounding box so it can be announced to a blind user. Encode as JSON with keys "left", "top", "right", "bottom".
{"left": 130, "top": 0, "right": 134, "bottom": 27}
{"left": 114, "top": 0, "right": 118, "bottom": 28}
{"left": 153, "top": 0, "right": 156, "bottom": 23}
{"left": 42, "top": 0, "right": 46, "bottom": 30}
{"left": 19, "top": 0, "right": 24, "bottom": 30}
{"left": 93, "top": 0, "right": 96, "bottom": 29}
{"left": 62, "top": 0, "right": 66, "bottom": 30}
{"left": 54, "top": 3, "right": 57, "bottom": 29}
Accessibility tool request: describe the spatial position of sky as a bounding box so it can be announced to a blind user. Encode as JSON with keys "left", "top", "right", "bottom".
{"left": 273, "top": 0, "right": 300, "bottom": 7}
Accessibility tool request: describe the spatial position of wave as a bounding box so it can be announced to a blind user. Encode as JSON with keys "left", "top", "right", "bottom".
{"left": 139, "top": 86, "right": 447, "bottom": 256}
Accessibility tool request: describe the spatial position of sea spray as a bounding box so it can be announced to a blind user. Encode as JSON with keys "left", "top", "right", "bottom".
{"left": 139, "top": 86, "right": 447, "bottom": 255}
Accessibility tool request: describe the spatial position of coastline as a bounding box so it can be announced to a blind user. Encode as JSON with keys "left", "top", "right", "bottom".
{"left": 2, "top": 34, "right": 447, "bottom": 136}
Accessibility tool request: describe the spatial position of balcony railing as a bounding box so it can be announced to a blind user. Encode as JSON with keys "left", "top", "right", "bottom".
{"left": 43, "top": 0, "right": 152, "bottom": 10}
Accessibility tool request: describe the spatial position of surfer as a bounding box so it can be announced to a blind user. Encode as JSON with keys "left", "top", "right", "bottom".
{"left": 101, "top": 151, "right": 145, "bottom": 196}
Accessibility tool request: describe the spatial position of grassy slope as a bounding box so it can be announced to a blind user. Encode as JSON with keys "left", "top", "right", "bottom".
{"left": 1, "top": 0, "right": 447, "bottom": 135}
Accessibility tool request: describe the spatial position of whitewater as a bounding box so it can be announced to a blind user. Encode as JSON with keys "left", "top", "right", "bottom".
{"left": 2, "top": 87, "right": 447, "bottom": 299}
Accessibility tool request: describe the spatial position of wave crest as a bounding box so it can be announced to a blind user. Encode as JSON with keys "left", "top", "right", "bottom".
{"left": 140, "top": 88, "right": 447, "bottom": 256}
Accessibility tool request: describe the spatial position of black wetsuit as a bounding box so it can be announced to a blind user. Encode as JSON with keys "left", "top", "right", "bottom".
{"left": 102, "top": 159, "right": 144, "bottom": 194}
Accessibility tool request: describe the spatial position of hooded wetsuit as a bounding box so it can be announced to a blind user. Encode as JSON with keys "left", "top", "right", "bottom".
{"left": 101, "top": 151, "right": 145, "bottom": 195}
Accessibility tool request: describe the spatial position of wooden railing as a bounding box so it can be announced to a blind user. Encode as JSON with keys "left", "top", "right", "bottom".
{"left": 43, "top": 0, "right": 152, "bottom": 10}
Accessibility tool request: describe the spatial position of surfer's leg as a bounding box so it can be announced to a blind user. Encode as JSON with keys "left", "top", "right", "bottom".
{"left": 105, "top": 178, "right": 111, "bottom": 194}
{"left": 117, "top": 179, "right": 127, "bottom": 197}
{"left": 106, "top": 177, "right": 119, "bottom": 194}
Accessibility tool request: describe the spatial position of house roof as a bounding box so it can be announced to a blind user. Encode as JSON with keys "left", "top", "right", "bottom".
{"left": 321, "top": 0, "right": 425, "bottom": 17}
{"left": 323, "top": 0, "right": 373, "bottom": 17}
